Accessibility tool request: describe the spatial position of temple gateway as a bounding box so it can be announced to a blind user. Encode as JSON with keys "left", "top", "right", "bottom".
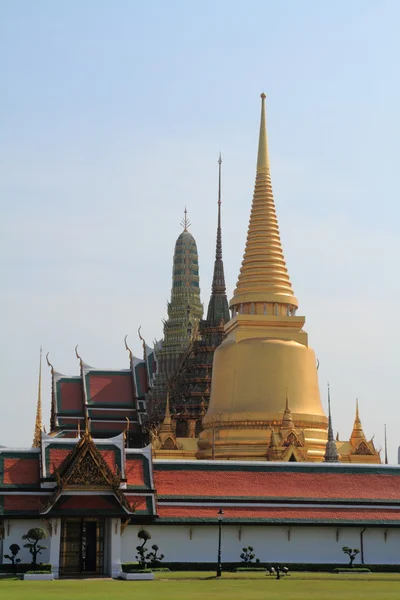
{"left": 1, "top": 95, "right": 398, "bottom": 577}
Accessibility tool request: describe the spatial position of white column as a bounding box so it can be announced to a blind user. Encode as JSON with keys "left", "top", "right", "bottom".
{"left": 49, "top": 519, "right": 62, "bottom": 579}
{"left": 110, "top": 518, "right": 122, "bottom": 578}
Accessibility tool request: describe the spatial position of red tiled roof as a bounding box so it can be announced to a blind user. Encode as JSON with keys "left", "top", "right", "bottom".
{"left": 157, "top": 504, "right": 400, "bottom": 522}
{"left": 59, "top": 380, "right": 83, "bottom": 414}
{"left": 88, "top": 373, "right": 133, "bottom": 405}
{"left": 4, "top": 495, "right": 44, "bottom": 512}
{"left": 99, "top": 449, "right": 116, "bottom": 471}
{"left": 3, "top": 458, "right": 40, "bottom": 485}
{"left": 125, "top": 495, "right": 148, "bottom": 511}
{"left": 154, "top": 469, "right": 400, "bottom": 501}
{"left": 126, "top": 458, "right": 145, "bottom": 487}
{"left": 90, "top": 421, "right": 126, "bottom": 433}
{"left": 49, "top": 449, "right": 72, "bottom": 474}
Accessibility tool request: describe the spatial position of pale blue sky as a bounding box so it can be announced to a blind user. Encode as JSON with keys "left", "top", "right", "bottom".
{"left": 1, "top": 1, "right": 400, "bottom": 460}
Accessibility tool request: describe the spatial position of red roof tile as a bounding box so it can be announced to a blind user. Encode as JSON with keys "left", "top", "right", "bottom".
{"left": 59, "top": 380, "right": 83, "bottom": 414}
{"left": 88, "top": 373, "right": 133, "bottom": 405}
{"left": 4, "top": 495, "right": 44, "bottom": 512}
{"left": 126, "top": 458, "right": 145, "bottom": 487}
{"left": 3, "top": 459, "right": 40, "bottom": 485}
{"left": 49, "top": 449, "right": 72, "bottom": 474}
{"left": 125, "top": 495, "right": 148, "bottom": 511}
{"left": 154, "top": 469, "right": 400, "bottom": 501}
{"left": 157, "top": 505, "right": 400, "bottom": 522}
{"left": 99, "top": 449, "right": 116, "bottom": 471}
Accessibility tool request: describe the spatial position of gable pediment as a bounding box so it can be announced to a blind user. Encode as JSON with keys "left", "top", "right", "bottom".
{"left": 65, "top": 448, "right": 113, "bottom": 488}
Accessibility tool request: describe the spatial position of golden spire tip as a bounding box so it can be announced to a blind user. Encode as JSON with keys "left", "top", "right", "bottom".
{"left": 261, "top": 92, "right": 266, "bottom": 99}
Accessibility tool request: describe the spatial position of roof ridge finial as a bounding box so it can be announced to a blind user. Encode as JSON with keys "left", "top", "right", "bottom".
{"left": 257, "top": 93, "right": 270, "bottom": 175}
{"left": 181, "top": 207, "right": 191, "bottom": 232}
{"left": 32, "top": 346, "right": 43, "bottom": 448}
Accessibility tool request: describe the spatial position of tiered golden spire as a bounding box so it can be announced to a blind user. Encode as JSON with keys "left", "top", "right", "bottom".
{"left": 231, "top": 93, "right": 297, "bottom": 309}
{"left": 350, "top": 399, "right": 366, "bottom": 446}
{"left": 32, "top": 347, "right": 43, "bottom": 448}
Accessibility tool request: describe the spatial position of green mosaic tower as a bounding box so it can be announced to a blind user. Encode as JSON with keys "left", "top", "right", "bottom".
{"left": 149, "top": 211, "right": 203, "bottom": 413}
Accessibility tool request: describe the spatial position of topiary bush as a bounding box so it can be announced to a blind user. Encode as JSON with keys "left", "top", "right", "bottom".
{"left": 239, "top": 546, "right": 261, "bottom": 566}
{"left": 22, "top": 527, "right": 48, "bottom": 567}
{"left": 4, "top": 544, "right": 21, "bottom": 569}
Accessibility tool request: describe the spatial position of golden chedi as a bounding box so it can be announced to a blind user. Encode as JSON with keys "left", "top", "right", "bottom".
{"left": 197, "top": 94, "right": 328, "bottom": 461}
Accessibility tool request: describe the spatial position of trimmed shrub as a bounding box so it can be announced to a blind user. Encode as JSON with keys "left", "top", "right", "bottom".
{"left": 0, "top": 563, "right": 51, "bottom": 574}
{"left": 22, "top": 527, "right": 48, "bottom": 567}
{"left": 151, "top": 562, "right": 400, "bottom": 573}
{"left": 333, "top": 568, "right": 371, "bottom": 573}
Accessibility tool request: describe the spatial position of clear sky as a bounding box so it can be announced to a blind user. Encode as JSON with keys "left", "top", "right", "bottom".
{"left": 1, "top": 0, "right": 400, "bottom": 461}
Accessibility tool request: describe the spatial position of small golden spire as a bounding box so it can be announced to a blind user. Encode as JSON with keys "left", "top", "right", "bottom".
{"left": 32, "top": 347, "right": 43, "bottom": 448}
{"left": 231, "top": 93, "right": 297, "bottom": 309}
{"left": 160, "top": 393, "right": 172, "bottom": 429}
{"left": 350, "top": 398, "right": 366, "bottom": 446}
{"left": 281, "top": 390, "right": 293, "bottom": 429}
{"left": 77, "top": 420, "right": 81, "bottom": 438}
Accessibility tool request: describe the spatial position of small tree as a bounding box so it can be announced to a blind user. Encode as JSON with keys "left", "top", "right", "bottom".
{"left": 342, "top": 546, "right": 360, "bottom": 568}
{"left": 147, "top": 544, "right": 165, "bottom": 567}
{"left": 4, "top": 544, "right": 21, "bottom": 569}
{"left": 240, "top": 546, "right": 261, "bottom": 566}
{"left": 22, "top": 527, "right": 48, "bottom": 566}
{"left": 135, "top": 529, "right": 151, "bottom": 569}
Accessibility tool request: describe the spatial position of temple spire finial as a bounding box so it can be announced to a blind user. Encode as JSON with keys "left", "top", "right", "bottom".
{"left": 32, "top": 346, "right": 43, "bottom": 448}
{"left": 257, "top": 93, "right": 270, "bottom": 175}
{"left": 181, "top": 207, "right": 191, "bottom": 232}
{"left": 206, "top": 155, "right": 230, "bottom": 324}
{"left": 324, "top": 382, "right": 339, "bottom": 462}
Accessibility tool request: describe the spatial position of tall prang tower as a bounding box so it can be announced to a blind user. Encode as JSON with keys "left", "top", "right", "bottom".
{"left": 197, "top": 94, "right": 328, "bottom": 461}
{"left": 169, "top": 156, "right": 230, "bottom": 438}
{"left": 149, "top": 211, "right": 203, "bottom": 414}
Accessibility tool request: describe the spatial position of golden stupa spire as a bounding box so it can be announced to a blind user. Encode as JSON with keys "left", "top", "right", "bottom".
{"left": 350, "top": 398, "right": 366, "bottom": 446}
{"left": 32, "top": 347, "right": 43, "bottom": 448}
{"left": 231, "top": 93, "right": 297, "bottom": 309}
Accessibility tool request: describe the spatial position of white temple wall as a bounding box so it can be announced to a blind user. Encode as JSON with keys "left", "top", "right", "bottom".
{"left": 1, "top": 519, "right": 50, "bottom": 565}
{"left": 121, "top": 524, "right": 400, "bottom": 565}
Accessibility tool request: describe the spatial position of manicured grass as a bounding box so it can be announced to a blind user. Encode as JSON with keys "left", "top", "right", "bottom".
{"left": 1, "top": 572, "right": 400, "bottom": 599}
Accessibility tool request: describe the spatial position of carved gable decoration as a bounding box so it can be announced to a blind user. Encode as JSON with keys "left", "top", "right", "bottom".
{"left": 161, "top": 436, "right": 178, "bottom": 450}
{"left": 53, "top": 433, "right": 120, "bottom": 490}
{"left": 354, "top": 441, "right": 373, "bottom": 456}
{"left": 66, "top": 452, "right": 111, "bottom": 487}
{"left": 282, "top": 432, "right": 303, "bottom": 448}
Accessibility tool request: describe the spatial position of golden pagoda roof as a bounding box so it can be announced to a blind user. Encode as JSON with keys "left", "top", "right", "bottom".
{"left": 231, "top": 94, "right": 297, "bottom": 308}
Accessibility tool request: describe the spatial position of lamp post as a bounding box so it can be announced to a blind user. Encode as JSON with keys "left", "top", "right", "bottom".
{"left": 216, "top": 509, "right": 224, "bottom": 577}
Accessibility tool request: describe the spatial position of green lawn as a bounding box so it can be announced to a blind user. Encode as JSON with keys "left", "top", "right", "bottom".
{"left": 1, "top": 572, "right": 400, "bottom": 600}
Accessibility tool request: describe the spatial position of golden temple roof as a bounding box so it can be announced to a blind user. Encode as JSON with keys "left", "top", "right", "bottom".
{"left": 231, "top": 94, "right": 297, "bottom": 308}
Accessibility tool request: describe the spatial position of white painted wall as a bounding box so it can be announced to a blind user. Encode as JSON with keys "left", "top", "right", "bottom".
{"left": 121, "top": 524, "right": 400, "bottom": 565}
{"left": 1, "top": 520, "right": 50, "bottom": 565}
